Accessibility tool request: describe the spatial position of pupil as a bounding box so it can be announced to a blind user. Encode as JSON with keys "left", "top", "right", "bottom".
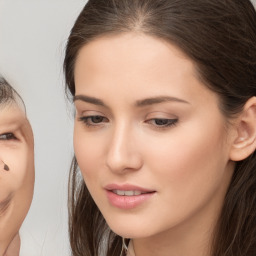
{"left": 92, "top": 116, "right": 103, "bottom": 123}
{"left": 155, "top": 119, "right": 168, "bottom": 125}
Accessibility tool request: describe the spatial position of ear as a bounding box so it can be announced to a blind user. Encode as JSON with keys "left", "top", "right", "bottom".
{"left": 229, "top": 96, "right": 256, "bottom": 161}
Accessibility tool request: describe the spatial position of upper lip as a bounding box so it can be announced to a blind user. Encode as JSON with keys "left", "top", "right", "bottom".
{"left": 104, "top": 184, "right": 155, "bottom": 193}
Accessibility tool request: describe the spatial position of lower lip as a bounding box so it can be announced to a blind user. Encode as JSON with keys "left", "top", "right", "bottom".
{"left": 106, "top": 190, "right": 155, "bottom": 209}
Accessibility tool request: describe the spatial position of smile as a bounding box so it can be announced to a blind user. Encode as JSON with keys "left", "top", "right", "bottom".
{"left": 105, "top": 185, "right": 156, "bottom": 209}
{"left": 112, "top": 190, "right": 147, "bottom": 196}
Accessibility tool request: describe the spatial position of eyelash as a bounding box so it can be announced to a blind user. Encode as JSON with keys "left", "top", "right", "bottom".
{"left": 78, "top": 115, "right": 178, "bottom": 129}
{"left": 0, "top": 133, "right": 17, "bottom": 141}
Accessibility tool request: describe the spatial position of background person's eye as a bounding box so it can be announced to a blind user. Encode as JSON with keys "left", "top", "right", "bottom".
{"left": 0, "top": 133, "right": 17, "bottom": 140}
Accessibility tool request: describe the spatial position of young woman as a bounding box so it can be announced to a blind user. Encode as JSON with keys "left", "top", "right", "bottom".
{"left": 64, "top": 1, "right": 256, "bottom": 255}
{"left": 0, "top": 77, "right": 34, "bottom": 256}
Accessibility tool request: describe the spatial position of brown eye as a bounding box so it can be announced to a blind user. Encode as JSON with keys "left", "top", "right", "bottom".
{"left": 147, "top": 118, "right": 178, "bottom": 127}
{"left": 79, "top": 115, "right": 109, "bottom": 127}
{"left": 154, "top": 119, "right": 170, "bottom": 126}
{"left": 90, "top": 116, "right": 105, "bottom": 123}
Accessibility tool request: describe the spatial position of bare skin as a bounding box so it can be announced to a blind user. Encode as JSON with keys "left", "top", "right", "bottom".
{"left": 4, "top": 234, "right": 20, "bottom": 256}
{"left": 73, "top": 33, "right": 256, "bottom": 256}
{"left": 0, "top": 103, "right": 34, "bottom": 256}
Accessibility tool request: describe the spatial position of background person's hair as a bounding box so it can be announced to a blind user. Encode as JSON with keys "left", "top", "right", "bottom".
{"left": 0, "top": 76, "right": 26, "bottom": 111}
{"left": 0, "top": 77, "right": 16, "bottom": 105}
{"left": 64, "top": 0, "right": 256, "bottom": 255}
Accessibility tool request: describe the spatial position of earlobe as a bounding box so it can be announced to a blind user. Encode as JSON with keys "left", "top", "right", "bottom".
{"left": 230, "top": 97, "right": 256, "bottom": 161}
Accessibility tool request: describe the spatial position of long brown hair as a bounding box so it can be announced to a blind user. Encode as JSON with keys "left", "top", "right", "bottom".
{"left": 64, "top": 1, "right": 256, "bottom": 255}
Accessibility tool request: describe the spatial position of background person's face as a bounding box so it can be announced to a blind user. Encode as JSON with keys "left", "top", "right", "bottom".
{"left": 0, "top": 102, "right": 34, "bottom": 255}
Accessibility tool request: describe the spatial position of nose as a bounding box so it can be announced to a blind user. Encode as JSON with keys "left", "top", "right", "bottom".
{"left": 106, "top": 124, "right": 143, "bottom": 174}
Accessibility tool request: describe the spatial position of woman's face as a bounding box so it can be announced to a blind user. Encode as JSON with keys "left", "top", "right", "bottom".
{"left": 0, "top": 101, "right": 34, "bottom": 255}
{"left": 73, "top": 33, "right": 235, "bottom": 240}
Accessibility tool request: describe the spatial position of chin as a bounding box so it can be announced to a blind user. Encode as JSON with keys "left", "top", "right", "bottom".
{"left": 106, "top": 218, "right": 155, "bottom": 239}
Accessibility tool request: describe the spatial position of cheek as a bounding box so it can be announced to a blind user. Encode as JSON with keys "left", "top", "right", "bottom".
{"left": 14, "top": 147, "right": 33, "bottom": 186}
{"left": 154, "top": 133, "right": 223, "bottom": 177}
{"left": 145, "top": 119, "right": 230, "bottom": 205}
{"left": 73, "top": 126, "right": 104, "bottom": 183}
{"left": 0, "top": 145, "right": 34, "bottom": 201}
{"left": 0, "top": 144, "right": 34, "bottom": 241}
{"left": 0, "top": 149, "right": 25, "bottom": 200}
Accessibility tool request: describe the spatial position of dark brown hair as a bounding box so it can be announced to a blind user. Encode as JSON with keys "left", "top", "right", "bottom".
{"left": 64, "top": 1, "right": 256, "bottom": 255}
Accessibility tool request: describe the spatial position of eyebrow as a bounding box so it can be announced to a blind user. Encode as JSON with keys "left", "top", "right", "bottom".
{"left": 73, "top": 95, "right": 190, "bottom": 107}
{"left": 73, "top": 95, "right": 106, "bottom": 107}
{"left": 135, "top": 96, "right": 190, "bottom": 107}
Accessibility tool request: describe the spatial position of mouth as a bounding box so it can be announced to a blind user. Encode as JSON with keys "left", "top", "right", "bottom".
{"left": 112, "top": 190, "right": 151, "bottom": 196}
{"left": 105, "top": 184, "right": 156, "bottom": 209}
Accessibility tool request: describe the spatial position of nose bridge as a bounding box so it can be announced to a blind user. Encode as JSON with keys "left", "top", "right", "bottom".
{"left": 106, "top": 119, "right": 141, "bottom": 173}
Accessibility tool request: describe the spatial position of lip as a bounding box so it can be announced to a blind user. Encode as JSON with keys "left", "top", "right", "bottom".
{"left": 104, "top": 184, "right": 156, "bottom": 210}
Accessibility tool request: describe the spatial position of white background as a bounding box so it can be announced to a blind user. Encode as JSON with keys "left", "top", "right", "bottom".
{"left": 0, "top": 0, "right": 255, "bottom": 255}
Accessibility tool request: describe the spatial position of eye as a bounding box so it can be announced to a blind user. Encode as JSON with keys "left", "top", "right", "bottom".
{"left": 0, "top": 133, "right": 17, "bottom": 140}
{"left": 78, "top": 115, "right": 109, "bottom": 127}
{"left": 146, "top": 118, "right": 178, "bottom": 128}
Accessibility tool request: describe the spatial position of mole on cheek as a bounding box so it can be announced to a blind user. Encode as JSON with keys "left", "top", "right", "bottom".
{"left": 0, "top": 161, "right": 12, "bottom": 216}
{"left": 3, "top": 163, "right": 9, "bottom": 171}
{"left": 1, "top": 160, "right": 10, "bottom": 171}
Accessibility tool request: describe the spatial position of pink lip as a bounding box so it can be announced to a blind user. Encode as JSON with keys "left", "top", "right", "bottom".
{"left": 105, "top": 184, "right": 156, "bottom": 210}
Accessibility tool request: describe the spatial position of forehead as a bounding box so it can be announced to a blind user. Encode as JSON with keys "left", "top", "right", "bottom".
{"left": 74, "top": 33, "right": 202, "bottom": 102}
{"left": 75, "top": 33, "right": 193, "bottom": 72}
{"left": 75, "top": 33, "right": 195, "bottom": 87}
